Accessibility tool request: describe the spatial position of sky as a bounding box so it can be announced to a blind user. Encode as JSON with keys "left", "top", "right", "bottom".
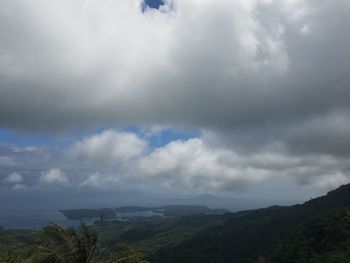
{"left": 0, "top": 0, "right": 350, "bottom": 209}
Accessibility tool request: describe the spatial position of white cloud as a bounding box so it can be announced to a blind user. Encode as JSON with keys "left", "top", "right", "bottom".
{"left": 3, "top": 172, "right": 23, "bottom": 184}
{"left": 0, "top": 0, "right": 321, "bottom": 131}
{"left": 79, "top": 173, "right": 101, "bottom": 188}
{"left": 1, "top": 130, "right": 349, "bottom": 196}
{"left": 79, "top": 172, "right": 123, "bottom": 189}
{"left": 70, "top": 130, "right": 147, "bottom": 164}
{"left": 137, "top": 138, "right": 272, "bottom": 191}
{"left": 73, "top": 131, "right": 350, "bottom": 193}
{"left": 39, "top": 168, "right": 69, "bottom": 185}
{"left": 0, "top": 0, "right": 349, "bottom": 199}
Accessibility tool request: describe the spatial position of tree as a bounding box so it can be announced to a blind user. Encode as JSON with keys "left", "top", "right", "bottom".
{"left": 26, "top": 222, "right": 100, "bottom": 263}
{"left": 107, "top": 243, "right": 149, "bottom": 263}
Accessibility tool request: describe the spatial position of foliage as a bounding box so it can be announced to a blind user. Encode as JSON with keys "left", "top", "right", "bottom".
{"left": 270, "top": 208, "right": 350, "bottom": 262}
{"left": 1, "top": 183, "right": 350, "bottom": 263}
{"left": 0, "top": 248, "right": 24, "bottom": 263}
{"left": 105, "top": 243, "right": 149, "bottom": 263}
{"left": 0, "top": 228, "right": 40, "bottom": 263}
{"left": 25, "top": 222, "right": 100, "bottom": 263}
{"left": 148, "top": 183, "right": 350, "bottom": 263}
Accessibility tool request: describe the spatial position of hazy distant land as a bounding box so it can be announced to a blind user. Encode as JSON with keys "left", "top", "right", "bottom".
{"left": 60, "top": 205, "right": 230, "bottom": 221}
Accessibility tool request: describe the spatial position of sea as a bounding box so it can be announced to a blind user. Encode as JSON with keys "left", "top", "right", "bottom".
{"left": 0, "top": 195, "right": 167, "bottom": 229}
{"left": 0, "top": 206, "right": 166, "bottom": 229}
{"left": 0, "top": 206, "right": 95, "bottom": 229}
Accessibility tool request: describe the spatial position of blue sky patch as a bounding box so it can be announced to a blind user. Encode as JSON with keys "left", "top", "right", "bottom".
{"left": 143, "top": 0, "right": 164, "bottom": 10}
{"left": 0, "top": 129, "right": 86, "bottom": 148}
{"left": 121, "top": 125, "right": 200, "bottom": 148}
{"left": 147, "top": 128, "right": 200, "bottom": 148}
{"left": 0, "top": 126, "right": 200, "bottom": 150}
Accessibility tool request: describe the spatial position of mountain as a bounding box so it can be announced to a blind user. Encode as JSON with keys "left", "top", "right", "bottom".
{"left": 187, "top": 194, "right": 260, "bottom": 211}
{"left": 149, "top": 183, "right": 350, "bottom": 263}
{"left": 303, "top": 183, "right": 350, "bottom": 209}
{"left": 157, "top": 194, "right": 272, "bottom": 211}
{"left": 1, "top": 183, "right": 350, "bottom": 262}
{"left": 270, "top": 207, "right": 350, "bottom": 262}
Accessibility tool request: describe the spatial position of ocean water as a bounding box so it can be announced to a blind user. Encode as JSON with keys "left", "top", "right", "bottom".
{"left": 0, "top": 193, "right": 138, "bottom": 229}
{"left": 0, "top": 208, "right": 165, "bottom": 229}
{"left": 0, "top": 196, "right": 113, "bottom": 229}
{"left": 0, "top": 207, "right": 92, "bottom": 229}
{"left": 0, "top": 191, "right": 266, "bottom": 229}
{"left": 0, "top": 197, "right": 167, "bottom": 229}
{"left": 0, "top": 191, "right": 173, "bottom": 229}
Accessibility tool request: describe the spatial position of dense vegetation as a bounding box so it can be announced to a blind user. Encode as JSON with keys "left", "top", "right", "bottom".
{"left": 149, "top": 184, "right": 350, "bottom": 263}
{"left": 270, "top": 208, "right": 350, "bottom": 262}
{"left": 1, "top": 184, "right": 350, "bottom": 262}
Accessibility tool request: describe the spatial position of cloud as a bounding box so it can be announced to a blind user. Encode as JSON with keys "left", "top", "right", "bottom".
{"left": 39, "top": 169, "right": 69, "bottom": 185}
{"left": 79, "top": 173, "right": 102, "bottom": 188}
{"left": 137, "top": 138, "right": 271, "bottom": 191}
{"left": 3, "top": 172, "right": 23, "bottom": 183}
{"left": 285, "top": 111, "right": 350, "bottom": 157}
{"left": 65, "top": 131, "right": 350, "bottom": 193}
{"left": 0, "top": 0, "right": 349, "bottom": 198}
{"left": 0, "top": 0, "right": 348, "bottom": 135}
{"left": 78, "top": 172, "right": 122, "bottom": 189}
{"left": 70, "top": 130, "right": 147, "bottom": 164}
{"left": 314, "top": 172, "right": 350, "bottom": 190}
{"left": 0, "top": 129, "right": 349, "bottom": 196}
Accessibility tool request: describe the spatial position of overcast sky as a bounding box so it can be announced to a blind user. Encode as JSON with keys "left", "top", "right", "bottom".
{"left": 0, "top": 0, "right": 350, "bottom": 207}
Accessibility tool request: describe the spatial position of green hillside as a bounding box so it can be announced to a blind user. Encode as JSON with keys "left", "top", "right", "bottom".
{"left": 1, "top": 183, "right": 350, "bottom": 262}
{"left": 149, "top": 184, "right": 350, "bottom": 262}
{"left": 270, "top": 208, "right": 350, "bottom": 263}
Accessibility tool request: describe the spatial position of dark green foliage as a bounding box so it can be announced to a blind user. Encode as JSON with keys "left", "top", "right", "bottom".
{"left": 148, "top": 184, "right": 350, "bottom": 263}
{"left": 96, "top": 214, "right": 220, "bottom": 256}
{"left": 303, "top": 184, "right": 350, "bottom": 209}
{"left": 0, "top": 228, "right": 40, "bottom": 247}
{"left": 1, "top": 222, "right": 152, "bottom": 263}
{"left": 26, "top": 222, "right": 99, "bottom": 262}
{"left": 0, "top": 247, "right": 25, "bottom": 263}
{"left": 149, "top": 209, "right": 291, "bottom": 263}
{"left": 270, "top": 208, "right": 350, "bottom": 262}
{"left": 2, "top": 183, "right": 350, "bottom": 263}
{"left": 0, "top": 228, "right": 40, "bottom": 262}
{"left": 106, "top": 243, "right": 149, "bottom": 263}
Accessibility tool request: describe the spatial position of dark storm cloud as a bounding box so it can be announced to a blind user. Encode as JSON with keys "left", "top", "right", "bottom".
{"left": 0, "top": 0, "right": 349, "bottom": 134}
{"left": 0, "top": 0, "right": 350, "bottom": 194}
{"left": 285, "top": 111, "right": 350, "bottom": 157}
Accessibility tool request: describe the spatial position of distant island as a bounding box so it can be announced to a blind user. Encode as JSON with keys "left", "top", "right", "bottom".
{"left": 2, "top": 184, "right": 350, "bottom": 262}
{"left": 60, "top": 205, "right": 230, "bottom": 220}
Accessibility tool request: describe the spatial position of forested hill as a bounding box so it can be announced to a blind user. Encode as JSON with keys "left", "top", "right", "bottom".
{"left": 270, "top": 208, "right": 350, "bottom": 262}
{"left": 1, "top": 183, "right": 350, "bottom": 262}
{"left": 303, "top": 183, "right": 350, "bottom": 209}
{"left": 150, "top": 183, "right": 350, "bottom": 263}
